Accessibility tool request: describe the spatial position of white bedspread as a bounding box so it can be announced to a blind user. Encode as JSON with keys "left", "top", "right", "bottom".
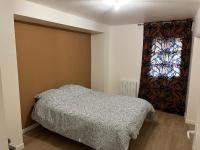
{"left": 32, "top": 85, "right": 155, "bottom": 150}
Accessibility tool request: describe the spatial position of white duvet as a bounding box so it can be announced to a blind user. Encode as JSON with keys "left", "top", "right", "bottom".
{"left": 32, "top": 85, "right": 155, "bottom": 150}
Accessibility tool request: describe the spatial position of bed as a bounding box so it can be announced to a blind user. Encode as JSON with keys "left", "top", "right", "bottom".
{"left": 32, "top": 85, "right": 155, "bottom": 150}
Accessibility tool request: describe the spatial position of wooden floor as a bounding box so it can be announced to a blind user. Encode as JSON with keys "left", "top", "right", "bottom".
{"left": 23, "top": 111, "right": 194, "bottom": 150}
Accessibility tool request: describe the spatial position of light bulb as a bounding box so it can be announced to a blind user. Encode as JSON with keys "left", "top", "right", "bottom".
{"left": 114, "top": 2, "right": 120, "bottom": 11}
{"left": 104, "top": 0, "right": 131, "bottom": 11}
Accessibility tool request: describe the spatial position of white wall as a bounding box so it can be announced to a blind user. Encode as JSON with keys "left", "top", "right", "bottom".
{"left": 196, "top": 107, "right": 200, "bottom": 150}
{"left": 186, "top": 8, "right": 200, "bottom": 124}
{"left": 0, "top": 0, "right": 108, "bottom": 149}
{"left": 91, "top": 23, "right": 199, "bottom": 127}
{"left": 189, "top": 10, "right": 200, "bottom": 148}
{"left": 13, "top": 0, "right": 107, "bottom": 33}
{"left": 0, "top": 69, "right": 8, "bottom": 150}
{"left": 91, "top": 24, "right": 144, "bottom": 94}
{"left": 192, "top": 83, "right": 200, "bottom": 150}
{"left": 186, "top": 37, "right": 200, "bottom": 124}
{"left": 1, "top": 0, "right": 199, "bottom": 148}
{"left": 91, "top": 31, "right": 110, "bottom": 91}
{"left": 193, "top": 98, "right": 200, "bottom": 150}
{"left": 107, "top": 24, "right": 144, "bottom": 94}
{"left": 193, "top": 9, "right": 200, "bottom": 38}
{"left": 0, "top": 0, "right": 24, "bottom": 149}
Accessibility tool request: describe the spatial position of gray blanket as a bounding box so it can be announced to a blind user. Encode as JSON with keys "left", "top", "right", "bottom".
{"left": 32, "top": 85, "right": 155, "bottom": 150}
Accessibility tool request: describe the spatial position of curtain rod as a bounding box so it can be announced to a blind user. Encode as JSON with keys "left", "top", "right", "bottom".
{"left": 138, "top": 19, "right": 192, "bottom": 26}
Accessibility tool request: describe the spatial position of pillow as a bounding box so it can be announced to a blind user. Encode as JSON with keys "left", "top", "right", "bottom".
{"left": 35, "top": 89, "right": 57, "bottom": 99}
{"left": 59, "top": 84, "right": 91, "bottom": 95}
{"left": 35, "top": 85, "right": 91, "bottom": 102}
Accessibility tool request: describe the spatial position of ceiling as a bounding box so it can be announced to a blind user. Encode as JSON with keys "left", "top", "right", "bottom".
{"left": 28, "top": 0, "right": 200, "bottom": 25}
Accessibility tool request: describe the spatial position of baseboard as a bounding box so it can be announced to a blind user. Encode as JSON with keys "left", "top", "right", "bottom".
{"left": 11, "top": 143, "right": 24, "bottom": 150}
{"left": 23, "top": 123, "right": 39, "bottom": 134}
{"left": 185, "top": 119, "right": 196, "bottom": 125}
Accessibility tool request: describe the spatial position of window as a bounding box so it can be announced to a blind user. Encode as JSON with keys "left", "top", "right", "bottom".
{"left": 149, "top": 38, "right": 182, "bottom": 79}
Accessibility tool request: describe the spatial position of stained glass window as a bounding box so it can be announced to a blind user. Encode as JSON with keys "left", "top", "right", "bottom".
{"left": 149, "top": 38, "right": 182, "bottom": 78}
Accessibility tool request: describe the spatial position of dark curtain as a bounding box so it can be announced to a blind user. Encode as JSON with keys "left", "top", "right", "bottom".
{"left": 138, "top": 19, "right": 193, "bottom": 115}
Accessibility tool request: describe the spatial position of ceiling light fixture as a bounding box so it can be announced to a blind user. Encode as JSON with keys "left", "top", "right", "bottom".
{"left": 114, "top": 1, "right": 120, "bottom": 11}
{"left": 104, "top": 0, "right": 131, "bottom": 11}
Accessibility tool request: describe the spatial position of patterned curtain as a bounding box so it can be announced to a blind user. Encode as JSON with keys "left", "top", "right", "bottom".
{"left": 138, "top": 19, "right": 193, "bottom": 115}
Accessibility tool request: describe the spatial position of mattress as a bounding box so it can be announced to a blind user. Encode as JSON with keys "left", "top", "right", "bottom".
{"left": 32, "top": 85, "right": 155, "bottom": 150}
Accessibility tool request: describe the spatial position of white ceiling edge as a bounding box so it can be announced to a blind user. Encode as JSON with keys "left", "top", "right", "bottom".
{"left": 27, "top": 0, "right": 200, "bottom": 25}
{"left": 28, "top": 0, "right": 200, "bottom": 25}
{"left": 14, "top": 15, "right": 103, "bottom": 34}
{"left": 13, "top": 0, "right": 109, "bottom": 34}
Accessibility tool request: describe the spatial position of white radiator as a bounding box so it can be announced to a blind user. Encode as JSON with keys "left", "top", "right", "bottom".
{"left": 120, "top": 80, "right": 138, "bottom": 97}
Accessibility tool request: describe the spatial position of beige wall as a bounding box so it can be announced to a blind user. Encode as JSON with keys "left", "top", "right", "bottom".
{"left": 107, "top": 24, "right": 143, "bottom": 94}
{"left": 91, "top": 33, "right": 107, "bottom": 91}
{"left": 193, "top": 9, "right": 200, "bottom": 38}
{"left": 0, "top": 0, "right": 24, "bottom": 149}
{"left": 92, "top": 24, "right": 143, "bottom": 94}
{"left": 190, "top": 10, "right": 200, "bottom": 147}
{"left": 0, "top": 69, "right": 8, "bottom": 150}
{"left": 91, "top": 31, "right": 110, "bottom": 91}
{"left": 186, "top": 37, "right": 200, "bottom": 124}
{"left": 194, "top": 102, "right": 200, "bottom": 150}
{"left": 186, "top": 8, "right": 200, "bottom": 124}
{"left": 192, "top": 87, "right": 200, "bottom": 150}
